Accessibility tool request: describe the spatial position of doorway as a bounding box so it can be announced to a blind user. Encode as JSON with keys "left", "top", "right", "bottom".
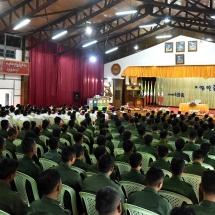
{"left": 0, "top": 89, "right": 13, "bottom": 106}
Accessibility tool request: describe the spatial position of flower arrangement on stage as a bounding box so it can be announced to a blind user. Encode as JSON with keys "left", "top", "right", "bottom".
{"left": 189, "top": 102, "right": 197, "bottom": 107}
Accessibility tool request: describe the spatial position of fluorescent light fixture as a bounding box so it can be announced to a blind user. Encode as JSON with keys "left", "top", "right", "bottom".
{"left": 82, "top": 40, "right": 97, "bottom": 48}
{"left": 89, "top": 56, "right": 97, "bottom": 63}
{"left": 86, "top": 26, "right": 92, "bottom": 35}
{"left": 156, "top": 35, "right": 172, "bottom": 39}
{"left": 116, "top": 10, "right": 137, "bottom": 16}
{"left": 134, "top": 45, "right": 138, "bottom": 50}
{"left": 105, "top": 47, "right": 118, "bottom": 54}
{"left": 211, "top": 15, "right": 215, "bottom": 19}
{"left": 206, "top": 38, "right": 213, "bottom": 41}
{"left": 164, "top": 17, "right": 171, "bottom": 23}
{"left": 139, "top": 23, "right": 157, "bottom": 28}
{"left": 13, "top": 19, "right": 31, "bottom": 30}
{"left": 52, "top": 30, "right": 68, "bottom": 39}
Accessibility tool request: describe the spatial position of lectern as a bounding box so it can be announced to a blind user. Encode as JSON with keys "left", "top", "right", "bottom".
{"left": 135, "top": 98, "right": 146, "bottom": 108}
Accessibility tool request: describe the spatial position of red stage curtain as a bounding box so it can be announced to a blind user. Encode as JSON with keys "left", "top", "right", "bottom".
{"left": 29, "top": 41, "right": 104, "bottom": 107}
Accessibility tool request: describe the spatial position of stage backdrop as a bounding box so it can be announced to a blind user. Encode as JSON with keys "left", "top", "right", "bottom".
{"left": 156, "top": 78, "right": 215, "bottom": 109}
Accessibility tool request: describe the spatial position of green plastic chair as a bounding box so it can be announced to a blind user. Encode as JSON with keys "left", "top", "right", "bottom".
{"left": 123, "top": 203, "right": 158, "bottom": 215}
{"left": 71, "top": 166, "right": 87, "bottom": 179}
{"left": 202, "top": 163, "right": 214, "bottom": 170}
{"left": 115, "top": 161, "right": 131, "bottom": 176}
{"left": 39, "top": 158, "right": 58, "bottom": 170}
{"left": 13, "top": 139, "right": 22, "bottom": 147}
{"left": 89, "top": 154, "right": 97, "bottom": 164}
{"left": 67, "top": 132, "right": 75, "bottom": 145}
{"left": 14, "top": 171, "right": 39, "bottom": 206}
{"left": 86, "top": 172, "right": 97, "bottom": 177}
{"left": 114, "top": 148, "right": 124, "bottom": 157}
{"left": 59, "top": 138, "right": 70, "bottom": 146}
{"left": 183, "top": 151, "right": 193, "bottom": 161}
{"left": 2, "top": 150, "right": 13, "bottom": 159}
{"left": 39, "top": 135, "right": 50, "bottom": 146}
{"left": 0, "top": 210, "right": 10, "bottom": 215}
{"left": 15, "top": 152, "right": 24, "bottom": 160}
{"left": 79, "top": 192, "right": 98, "bottom": 215}
{"left": 161, "top": 169, "right": 172, "bottom": 178}
{"left": 82, "top": 143, "right": 90, "bottom": 153}
{"left": 138, "top": 152, "right": 156, "bottom": 172}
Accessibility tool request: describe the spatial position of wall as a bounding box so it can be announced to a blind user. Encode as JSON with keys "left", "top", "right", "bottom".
{"left": 0, "top": 49, "right": 22, "bottom": 106}
{"left": 104, "top": 35, "right": 215, "bottom": 79}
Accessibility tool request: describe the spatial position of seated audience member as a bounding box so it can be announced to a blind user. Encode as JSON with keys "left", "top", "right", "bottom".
{"left": 73, "top": 144, "right": 89, "bottom": 171}
{"left": 49, "top": 116, "right": 61, "bottom": 130}
{"left": 60, "top": 124, "right": 71, "bottom": 144}
{"left": 151, "top": 125, "right": 160, "bottom": 140}
{"left": 52, "top": 128, "right": 65, "bottom": 149}
{"left": 190, "top": 170, "right": 215, "bottom": 214}
{"left": 41, "top": 120, "right": 52, "bottom": 138}
{"left": 209, "top": 135, "right": 215, "bottom": 155}
{"left": 68, "top": 120, "right": 77, "bottom": 136}
{"left": 18, "top": 121, "right": 31, "bottom": 140}
{"left": 133, "top": 126, "right": 145, "bottom": 145}
{"left": 116, "top": 140, "right": 134, "bottom": 163}
{"left": 6, "top": 128, "right": 17, "bottom": 159}
{"left": 0, "top": 120, "right": 9, "bottom": 138}
{"left": 128, "top": 167, "right": 172, "bottom": 215}
{"left": 155, "top": 131, "right": 174, "bottom": 152}
{"left": 171, "top": 206, "right": 196, "bottom": 215}
{"left": 0, "top": 158, "right": 27, "bottom": 215}
{"left": 87, "top": 146, "right": 106, "bottom": 173}
{"left": 120, "top": 152, "right": 145, "bottom": 184}
{"left": 162, "top": 158, "right": 198, "bottom": 203}
{"left": 96, "top": 186, "right": 122, "bottom": 215}
{"left": 43, "top": 137, "right": 61, "bottom": 164}
{"left": 168, "top": 138, "right": 190, "bottom": 162}
{"left": 32, "top": 127, "right": 47, "bottom": 153}
{"left": 150, "top": 146, "right": 170, "bottom": 171}
{"left": 27, "top": 169, "right": 70, "bottom": 215}
{"left": 138, "top": 134, "right": 158, "bottom": 158}
{"left": 200, "top": 143, "right": 215, "bottom": 168}
{"left": 83, "top": 154, "right": 125, "bottom": 203}
{"left": 204, "top": 122, "right": 215, "bottom": 140}
{"left": 195, "top": 128, "right": 208, "bottom": 145}
{"left": 114, "top": 126, "right": 124, "bottom": 142}
{"left": 184, "top": 130, "right": 199, "bottom": 151}
{"left": 168, "top": 125, "right": 181, "bottom": 142}
{"left": 99, "top": 129, "right": 114, "bottom": 154}
{"left": 186, "top": 150, "right": 206, "bottom": 176}
{"left": 118, "top": 130, "right": 132, "bottom": 148}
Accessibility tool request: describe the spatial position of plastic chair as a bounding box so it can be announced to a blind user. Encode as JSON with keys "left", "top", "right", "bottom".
{"left": 182, "top": 173, "right": 201, "bottom": 202}
{"left": 57, "top": 184, "right": 78, "bottom": 215}
{"left": 36, "top": 144, "right": 44, "bottom": 157}
{"left": 114, "top": 148, "right": 124, "bottom": 157}
{"left": 13, "top": 139, "right": 22, "bottom": 147}
{"left": 168, "top": 141, "right": 176, "bottom": 150}
{"left": 93, "top": 144, "right": 98, "bottom": 150}
{"left": 39, "top": 135, "right": 50, "bottom": 146}
{"left": 86, "top": 172, "right": 97, "bottom": 177}
{"left": 159, "top": 190, "right": 193, "bottom": 208}
{"left": 138, "top": 152, "right": 156, "bottom": 173}
{"left": 86, "top": 129, "right": 94, "bottom": 138}
{"left": 39, "top": 158, "right": 58, "bottom": 170}
{"left": 183, "top": 151, "right": 193, "bottom": 161}
{"left": 14, "top": 171, "right": 39, "bottom": 206}
{"left": 67, "top": 132, "right": 75, "bottom": 145}
{"left": 79, "top": 192, "right": 98, "bottom": 215}
{"left": 15, "top": 152, "right": 24, "bottom": 160}
{"left": 112, "top": 139, "right": 120, "bottom": 148}
{"left": 71, "top": 166, "right": 87, "bottom": 179}
{"left": 165, "top": 157, "right": 173, "bottom": 163}
{"left": 202, "top": 163, "right": 214, "bottom": 170}
{"left": 115, "top": 161, "right": 131, "bottom": 176}
{"left": 119, "top": 181, "right": 145, "bottom": 198}
{"left": 208, "top": 155, "right": 215, "bottom": 160}
{"left": 161, "top": 169, "right": 172, "bottom": 178}
{"left": 59, "top": 138, "right": 70, "bottom": 146}
{"left": 33, "top": 118, "right": 42, "bottom": 127}
{"left": 17, "top": 119, "right": 24, "bottom": 131}
{"left": 123, "top": 203, "right": 158, "bottom": 215}
{"left": 48, "top": 117, "right": 54, "bottom": 125}
{"left": 2, "top": 150, "right": 13, "bottom": 159}
{"left": 0, "top": 210, "right": 10, "bottom": 215}
{"left": 89, "top": 154, "right": 97, "bottom": 164}
{"left": 82, "top": 143, "right": 90, "bottom": 153}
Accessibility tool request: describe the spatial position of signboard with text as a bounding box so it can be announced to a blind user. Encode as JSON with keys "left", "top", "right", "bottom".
{"left": 0, "top": 59, "right": 29, "bottom": 75}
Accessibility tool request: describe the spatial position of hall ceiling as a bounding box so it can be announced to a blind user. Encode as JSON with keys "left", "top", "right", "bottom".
{"left": 1, "top": 0, "right": 215, "bottom": 56}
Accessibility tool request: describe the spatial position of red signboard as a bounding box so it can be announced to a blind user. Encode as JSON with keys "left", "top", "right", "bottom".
{"left": 0, "top": 59, "right": 29, "bottom": 75}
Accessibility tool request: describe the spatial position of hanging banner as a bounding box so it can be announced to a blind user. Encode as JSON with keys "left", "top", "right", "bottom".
{"left": 0, "top": 59, "right": 29, "bottom": 75}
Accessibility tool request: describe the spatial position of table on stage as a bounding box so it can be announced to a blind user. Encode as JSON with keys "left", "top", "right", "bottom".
{"left": 179, "top": 103, "right": 209, "bottom": 113}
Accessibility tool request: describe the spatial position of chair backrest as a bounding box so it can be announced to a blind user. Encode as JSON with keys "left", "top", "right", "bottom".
{"left": 159, "top": 190, "right": 193, "bottom": 208}
{"left": 114, "top": 148, "right": 124, "bottom": 157}
{"left": 67, "top": 132, "right": 75, "bottom": 145}
{"left": 83, "top": 135, "right": 90, "bottom": 144}
{"left": 79, "top": 192, "right": 98, "bottom": 215}
{"left": 14, "top": 171, "right": 39, "bottom": 206}
{"left": 59, "top": 138, "right": 70, "bottom": 146}
{"left": 39, "top": 158, "right": 58, "bottom": 170}
{"left": 89, "top": 154, "right": 97, "bottom": 164}
{"left": 202, "top": 163, "right": 214, "bottom": 170}
{"left": 138, "top": 152, "right": 156, "bottom": 172}
{"left": 112, "top": 139, "right": 120, "bottom": 148}
{"left": 119, "top": 181, "right": 145, "bottom": 198}
{"left": 36, "top": 144, "right": 44, "bottom": 157}
{"left": 39, "top": 135, "right": 50, "bottom": 146}
{"left": 93, "top": 144, "right": 98, "bottom": 150}
{"left": 48, "top": 117, "right": 54, "bottom": 125}
{"left": 71, "top": 166, "right": 87, "bottom": 179}
{"left": 182, "top": 173, "right": 201, "bottom": 202}
{"left": 86, "top": 129, "right": 94, "bottom": 137}
{"left": 13, "top": 139, "right": 22, "bottom": 147}
{"left": 15, "top": 152, "right": 24, "bottom": 160}
{"left": 33, "top": 118, "right": 42, "bottom": 127}
{"left": 86, "top": 172, "right": 97, "bottom": 177}
{"left": 115, "top": 161, "right": 131, "bottom": 176}
{"left": 183, "top": 151, "right": 193, "bottom": 161}
{"left": 2, "top": 150, "right": 13, "bottom": 159}
{"left": 165, "top": 157, "right": 173, "bottom": 163}
{"left": 57, "top": 184, "right": 78, "bottom": 215}
{"left": 161, "top": 169, "right": 172, "bottom": 178}
{"left": 17, "top": 119, "right": 23, "bottom": 131}
{"left": 123, "top": 203, "right": 158, "bottom": 215}
{"left": 208, "top": 155, "right": 215, "bottom": 160}
{"left": 0, "top": 210, "right": 10, "bottom": 215}
{"left": 82, "top": 143, "right": 90, "bottom": 153}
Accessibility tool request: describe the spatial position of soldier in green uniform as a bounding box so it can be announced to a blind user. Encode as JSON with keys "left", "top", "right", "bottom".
{"left": 118, "top": 130, "right": 132, "bottom": 148}
{"left": 203, "top": 123, "right": 215, "bottom": 140}
{"left": 184, "top": 130, "right": 199, "bottom": 151}
{"left": 27, "top": 169, "right": 70, "bottom": 215}
{"left": 186, "top": 150, "right": 206, "bottom": 176}
{"left": 6, "top": 128, "right": 17, "bottom": 159}
{"left": 128, "top": 167, "right": 172, "bottom": 215}
{"left": 195, "top": 128, "right": 209, "bottom": 145}
{"left": 200, "top": 143, "right": 215, "bottom": 168}
{"left": 73, "top": 144, "right": 89, "bottom": 171}
{"left": 150, "top": 146, "right": 171, "bottom": 171}
{"left": 113, "top": 126, "right": 124, "bottom": 142}
{"left": 0, "top": 120, "right": 9, "bottom": 138}
{"left": 151, "top": 125, "right": 160, "bottom": 140}
{"left": 138, "top": 134, "right": 158, "bottom": 158}
{"left": 116, "top": 140, "right": 134, "bottom": 163}
{"left": 120, "top": 152, "right": 145, "bottom": 184}
{"left": 168, "top": 125, "right": 181, "bottom": 142}
{"left": 162, "top": 158, "right": 198, "bottom": 203}
{"left": 32, "top": 127, "right": 48, "bottom": 153}
{"left": 68, "top": 120, "right": 77, "bottom": 137}
{"left": 133, "top": 126, "right": 145, "bottom": 146}
{"left": 83, "top": 154, "right": 126, "bottom": 203}
{"left": 18, "top": 121, "right": 31, "bottom": 140}
{"left": 60, "top": 124, "right": 72, "bottom": 144}
{"left": 154, "top": 131, "right": 174, "bottom": 152}
{"left": 0, "top": 136, "right": 5, "bottom": 160}
{"left": 0, "top": 158, "right": 27, "bottom": 215}
{"left": 190, "top": 170, "right": 215, "bottom": 215}
{"left": 41, "top": 120, "right": 53, "bottom": 138}
{"left": 209, "top": 135, "right": 215, "bottom": 155}
{"left": 49, "top": 116, "right": 61, "bottom": 130}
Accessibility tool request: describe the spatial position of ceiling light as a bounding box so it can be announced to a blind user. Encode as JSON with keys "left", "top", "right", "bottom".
{"left": 52, "top": 30, "right": 68, "bottom": 39}
{"left": 108, "top": 77, "right": 112, "bottom": 81}
{"left": 86, "top": 21, "right": 91, "bottom": 24}
{"left": 116, "top": 10, "right": 137, "bottom": 16}
{"left": 134, "top": 45, "right": 138, "bottom": 50}
{"left": 86, "top": 26, "right": 92, "bottom": 35}
{"left": 82, "top": 40, "right": 97, "bottom": 48}
{"left": 105, "top": 47, "right": 118, "bottom": 54}
{"left": 164, "top": 17, "right": 171, "bottom": 23}
{"left": 211, "top": 15, "right": 215, "bottom": 19}
{"left": 89, "top": 56, "right": 97, "bottom": 63}
{"left": 13, "top": 19, "right": 31, "bottom": 30}
{"left": 139, "top": 23, "right": 157, "bottom": 28}
{"left": 206, "top": 38, "right": 213, "bottom": 41}
{"left": 156, "top": 35, "right": 172, "bottom": 39}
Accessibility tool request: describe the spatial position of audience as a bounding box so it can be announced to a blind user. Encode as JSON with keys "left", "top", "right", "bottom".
{"left": 155, "top": 131, "right": 174, "bottom": 152}
{"left": 116, "top": 140, "right": 134, "bottom": 163}
{"left": 0, "top": 136, "right": 6, "bottom": 160}
{"left": 184, "top": 130, "right": 199, "bottom": 151}
{"left": 6, "top": 128, "right": 17, "bottom": 159}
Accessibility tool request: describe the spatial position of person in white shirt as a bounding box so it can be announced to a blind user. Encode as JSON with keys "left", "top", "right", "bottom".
{"left": 19, "top": 111, "right": 30, "bottom": 122}
{"left": 13, "top": 109, "right": 21, "bottom": 121}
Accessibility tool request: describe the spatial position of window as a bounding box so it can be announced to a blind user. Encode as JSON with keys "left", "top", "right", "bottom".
{"left": 5, "top": 50, "right": 15, "bottom": 59}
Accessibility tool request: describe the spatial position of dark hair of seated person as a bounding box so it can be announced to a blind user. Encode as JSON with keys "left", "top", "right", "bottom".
{"left": 38, "top": 169, "right": 61, "bottom": 195}
{"left": 52, "top": 128, "right": 61, "bottom": 138}
{"left": 175, "top": 138, "right": 185, "bottom": 150}
{"left": 25, "top": 130, "right": 36, "bottom": 139}
{"left": 202, "top": 170, "right": 215, "bottom": 194}
{"left": 98, "top": 154, "right": 115, "bottom": 173}
{"left": 157, "top": 146, "right": 168, "bottom": 158}
{"left": 61, "top": 145, "right": 76, "bottom": 162}
{"left": 73, "top": 144, "right": 84, "bottom": 158}
{"left": 48, "top": 137, "right": 59, "bottom": 150}
{"left": 192, "top": 149, "right": 204, "bottom": 161}
{"left": 146, "top": 167, "right": 164, "bottom": 187}
{"left": 0, "top": 158, "right": 18, "bottom": 179}
{"left": 7, "top": 128, "right": 17, "bottom": 137}
{"left": 170, "top": 205, "right": 196, "bottom": 215}
{"left": 23, "top": 121, "right": 31, "bottom": 130}
{"left": 170, "top": 158, "right": 185, "bottom": 176}
{"left": 122, "top": 140, "right": 134, "bottom": 153}
{"left": 1, "top": 120, "right": 9, "bottom": 129}
{"left": 94, "top": 146, "right": 106, "bottom": 161}
{"left": 54, "top": 116, "right": 61, "bottom": 124}
{"left": 42, "top": 120, "right": 50, "bottom": 130}
{"left": 129, "top": 152, "right": 142, "bottom": 168}
{"left": 97, "top": 135, "right": 107, "bottom": 146}
{"left": 96, "top": 186, "right": 121, "bottom": 215}
{"left": 74, "top": 132, "right": 83, "bottom": 143}
{"left": 144, "top": 134, "right": 153, "bottom": 145}
{"left": 21, "top": 137, "right": 35, "bottom": 154}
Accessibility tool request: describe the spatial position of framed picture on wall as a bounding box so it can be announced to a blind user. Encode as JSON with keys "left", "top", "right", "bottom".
{"left": 175, "top": 54, "right": 184, "bottom": 65}
{"left": 176, "top": 41, "right": 185, "bottom": 52}
{"left": 188, "top": 41, "right": 197, "bottom": 52}
{"left": 165, "top": 42, "right": 173, "bottom": 53}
